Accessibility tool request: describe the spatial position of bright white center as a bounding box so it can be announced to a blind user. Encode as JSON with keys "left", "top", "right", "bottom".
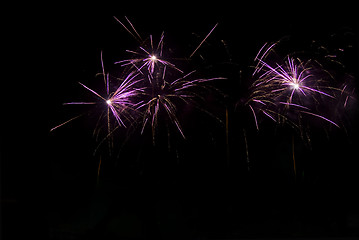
{"left": 293, "top": 83, "right": 299, "bottom": 90}
{"left": 106, "top": 99, "right": 112, "bottom": 105}
{"left": 150, "top": 55, "right": 157, "bottom": 61}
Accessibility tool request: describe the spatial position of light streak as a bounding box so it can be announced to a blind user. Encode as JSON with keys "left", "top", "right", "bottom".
{"left": 189, "top": 23, "right": 218, "bottom": 58}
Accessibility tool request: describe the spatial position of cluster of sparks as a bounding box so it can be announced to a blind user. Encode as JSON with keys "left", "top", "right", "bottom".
{"left": 246, "top": 42, "right": 354, "bottom": 131}
{"left": 52, "top": 17, "right": 356, "bottom": 148}
{"left": 51, "top": 16, "right": 222, "bottom": 144}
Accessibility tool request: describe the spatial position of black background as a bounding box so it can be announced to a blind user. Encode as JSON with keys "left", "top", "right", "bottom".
{"left": 2, "top": 3, "right": 359, "bottom": 239}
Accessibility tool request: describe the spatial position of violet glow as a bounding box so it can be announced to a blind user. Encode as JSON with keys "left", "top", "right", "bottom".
{"left": 114, "top": 32, "right": 183, "bottom": 75}
{"left": 51, "top": 16, "right": 222, "bottom": 145}
{"left": 51, "top": 52, "right": 144, "bottom": 133}
{"left": 247, "top": 42, "right": 346, "bottom": 130}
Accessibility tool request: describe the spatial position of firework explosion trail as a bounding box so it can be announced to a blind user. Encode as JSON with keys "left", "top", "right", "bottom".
{"left": 114, "top": 32, "right": 183, "bottom": 75}
{"left": 110, "top": 16, "right": 224, "bottom": 142}
{"left": 51, "top": 16, "right": 224, "bottom": 150}
{"left": 246, "top": 42, "right": 352, "bottom": 130}
{"left": 137, "top": 67, "right": 225, "bottom": 140}
{"left": 113, "top": 16, "right": 142, "bottom": 43}
{"left": 189, "top": 23, "right": 219, "bottom": 58}
{"left": 113, "top": 17, "right": 218, "bottom": 75}
{"left": 113, "top": 16, "right": 186, "bottom": 76}
{"left": 50, "top": 52, "right": 144, "bottom": 133}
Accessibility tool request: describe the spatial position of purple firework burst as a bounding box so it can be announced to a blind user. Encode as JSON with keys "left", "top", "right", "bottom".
{"left": 247, "top": 42, "right": 353, "bottom": 131}
{"left": 115, "top": 32, "right": 183, "bottom": 75}
{"left": 51, "top": 52, "right": 144, "bottom": 134}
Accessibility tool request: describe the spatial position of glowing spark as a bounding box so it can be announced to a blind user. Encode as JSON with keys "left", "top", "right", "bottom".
{"left": 292, "top": 82, "right": 299, "bottom": 90}
{"left": 115, "top": 33, "right": 183, "bottom": 75}
{"left": 51, "top": 54, "right": 144, "bottom": 133}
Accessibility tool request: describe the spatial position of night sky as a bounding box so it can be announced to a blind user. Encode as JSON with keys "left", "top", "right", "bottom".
{"left": 2, "top": 3, "right": 359, "bottom": 239}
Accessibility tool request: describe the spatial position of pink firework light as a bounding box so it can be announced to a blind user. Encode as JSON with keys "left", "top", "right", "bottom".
{"left": 112, "top": 16, "right": 223, "bottom": 141}
{"left": 52, "top": 16, "right": 223, "bottom": 148}
{"left": 246, "top": 42, "right": 349, "bottom": 130}
{"left": 113, "top": 16, "right": 183, "bottom": 76}
{"left": 113, "top": 16, "right": 219, "bottom": 76}
{"left": 115, "top": 33, "right": 184, "bottom": 75}
{"left": 50, "top": 52, "right": 144, "bottom": 133}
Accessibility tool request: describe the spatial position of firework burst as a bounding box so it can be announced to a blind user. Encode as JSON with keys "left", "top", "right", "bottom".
{"left": 246, "top": 42, "right": 353, "bottom": 131}
{"left": 51, "top": 52, "right": 144, "bottom": 135}
{"left": 114, "top": 16, "right": 183, "bottom": 76}
{"left": 115, "top": 32, "right": 183, "bottom": 75}
{"left": 52, "top": 16, "right": 224, "bottom": 151}
{"left": 110, "top": 16, "right": 223, "bottom": 144}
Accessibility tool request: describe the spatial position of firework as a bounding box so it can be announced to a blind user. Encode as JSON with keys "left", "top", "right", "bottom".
{"left": 110, "top": 16, "right": 223, "bottom": 143}
{"left": 138, "top": 66, "right": 224, "bottom": 141}
{"left": 51, "top": 52, "right": 144, "bottom": 133}
{"left": 246, "top": 42, "right": 352, "bottom": 130}
{"left": 189, "top": 23, "right": 219, "bottom": 58}
{"left": 113, "top": 16, "right": 183, "bottom": 76}
{"left": 52, "top": 16, "right": 224, "bottom": 149}
{"left": 114, "top": 32, "right": 183, "bottom": 75}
